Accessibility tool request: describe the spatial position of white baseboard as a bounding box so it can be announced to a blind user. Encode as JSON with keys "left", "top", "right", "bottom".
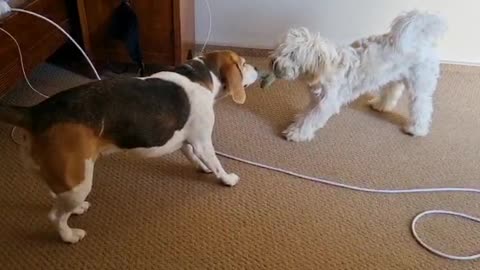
{"left": 197, "top": 44, "right": 480, "bottom": 67}
{"left": 440, "top": 60, "right": 480, "bottom": 67}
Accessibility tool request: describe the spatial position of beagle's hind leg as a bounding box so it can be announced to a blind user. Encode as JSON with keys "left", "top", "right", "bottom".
{"left": 47, "top": 159, "right": 94, "bottom": 244}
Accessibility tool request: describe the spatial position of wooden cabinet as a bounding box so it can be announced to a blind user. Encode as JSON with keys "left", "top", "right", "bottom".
{"left": 76, "top": 0, "right": 195, "bottom": 69}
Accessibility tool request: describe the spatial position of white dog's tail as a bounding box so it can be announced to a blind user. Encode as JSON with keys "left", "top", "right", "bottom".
{"left": 390, "top": 10, "right": 447, "bottom": 53}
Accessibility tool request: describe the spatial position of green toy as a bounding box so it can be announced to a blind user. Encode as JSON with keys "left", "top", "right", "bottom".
{"left": 259, "top": 72, "right": 277, "bottom": 89}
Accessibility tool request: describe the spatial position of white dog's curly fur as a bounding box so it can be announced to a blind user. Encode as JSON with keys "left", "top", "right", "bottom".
{"left": 271, "top": 10, "right": 448, "bottom": 142}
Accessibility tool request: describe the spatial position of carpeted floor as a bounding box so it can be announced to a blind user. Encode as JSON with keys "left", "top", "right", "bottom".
{"left": 0, "top": 57, "right": 479, "bottom": 269}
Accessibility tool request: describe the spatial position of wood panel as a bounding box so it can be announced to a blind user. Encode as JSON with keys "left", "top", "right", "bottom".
{"left": 77, "top": 0, "right": 195, "bottom": 68}
{"left": 174, "top": 0, "right": 195, "bottom": 65}
{"left": 77, "top": 0, "right": 175, "bottom": 66}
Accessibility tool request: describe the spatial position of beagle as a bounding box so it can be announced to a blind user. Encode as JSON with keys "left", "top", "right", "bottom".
{"left": 0, "top": 50, "right": 258, "bottom": 243}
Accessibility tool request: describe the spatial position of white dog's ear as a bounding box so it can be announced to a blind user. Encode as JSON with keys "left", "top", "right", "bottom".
{"left": 286, "top": 27, "right": 312, "bottom": 43}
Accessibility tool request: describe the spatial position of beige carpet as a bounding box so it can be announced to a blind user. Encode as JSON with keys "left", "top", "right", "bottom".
{"left": 0, "top": 58, "right": 479, "bottom": 269}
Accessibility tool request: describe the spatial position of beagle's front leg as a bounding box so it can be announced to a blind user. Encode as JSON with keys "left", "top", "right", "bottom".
{"left": 181, "top": 144, "right": 212, "bottom": 174}
{"left": 191, "top": 139, "right": 239, "bottom": 186}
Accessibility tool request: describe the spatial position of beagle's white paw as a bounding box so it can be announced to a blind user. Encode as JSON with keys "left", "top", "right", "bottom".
{"left": 222, "top": 173, "right": 239, "bottom": 187}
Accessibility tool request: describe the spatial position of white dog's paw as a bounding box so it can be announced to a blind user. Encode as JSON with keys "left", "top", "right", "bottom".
{"left": 60, "top": 228, "right": 87, "bottom": 244}
{"left": 369, "top": 97, "right": 393, "bottom": 112}
{"left": 402, "top": 124, "right": 429, "bottom": 137}
{"left": 283, "top": 124, "right": 315, "bottom": 142}
{"left": 221, "top": 173, "right": 239, "bottom": 187}
{"left": 72, "top": 201, "right": 91, "bottom": 215}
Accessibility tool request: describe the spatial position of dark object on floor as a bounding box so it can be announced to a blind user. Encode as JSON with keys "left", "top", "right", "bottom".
{"left": 109, "top": 0, "right": 144, "bottom": 76}
{"left": 76, "top": 0, "right": 195, "bottom": 76}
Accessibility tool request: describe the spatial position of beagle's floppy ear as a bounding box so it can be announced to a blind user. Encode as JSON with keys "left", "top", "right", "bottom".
{"left": 221, "top": 61, "right": 246, "bottom": 104}
{"left": 203, "top": 50, "right": 247, "bottom": 104}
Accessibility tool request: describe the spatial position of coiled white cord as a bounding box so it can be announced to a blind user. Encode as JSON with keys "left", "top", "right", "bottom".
{"left": 411, "top": 210, "right": 480, "bottom": 261}
{"left": 214, "top": 152, "right": 480, "bottom": 261}
{"left": 1, "top": 0, "right": 479, "bottom": 261}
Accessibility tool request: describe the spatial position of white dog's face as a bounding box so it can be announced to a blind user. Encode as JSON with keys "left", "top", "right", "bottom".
{"left": 270, "top": 27, "right": 338, "bottom": 81}
{"left": 270, "top": 54, "right": 300, "bottom": 81}
{"left": 270, "top": 29, "right": 305, "bottom": 80}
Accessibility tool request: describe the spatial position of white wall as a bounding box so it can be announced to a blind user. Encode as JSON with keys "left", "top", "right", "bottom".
{"left": 195, "top": 0, "right": 480, "bottom": 65}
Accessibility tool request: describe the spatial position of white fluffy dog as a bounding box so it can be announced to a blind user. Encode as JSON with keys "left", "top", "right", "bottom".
{"left": 270, "top": 10, "right": 447, "bottom": 142}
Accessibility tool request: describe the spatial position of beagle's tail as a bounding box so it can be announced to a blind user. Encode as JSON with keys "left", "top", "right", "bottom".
{"left": 390, "top": 10, "right": 447, "bottom": 53}
{"left": 0, "top": 105, "right": 32, "bottom": 129}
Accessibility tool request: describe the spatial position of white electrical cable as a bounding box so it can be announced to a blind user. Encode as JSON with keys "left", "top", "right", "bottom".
{"left": 412, "top": 210, "right": 480, "bottom": 261}
{"left": 216, "top": 151, "right": 480, "bottom": 195}
{"left": 0, "top": 3, "right": 102, "bottom": 144}
{"left": 10, "top": 7, "right": 101, "bottom": 81}
{"left": 1, "top": 0, "right": 479, "bottom": 262}
{"left": 0, "top": 25, "right": 50, "bottom": 145}
{"left": 200, "top": 0, "right": 212, "bottom": 54}
{"left": 0, "top": 27, "right": 49, "bottom": 98}
{"left": 192, "top": 4, "right": 479, "bottom": 260}
{"left": 215, "top": 151, "right": 480, "bottom": 261}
